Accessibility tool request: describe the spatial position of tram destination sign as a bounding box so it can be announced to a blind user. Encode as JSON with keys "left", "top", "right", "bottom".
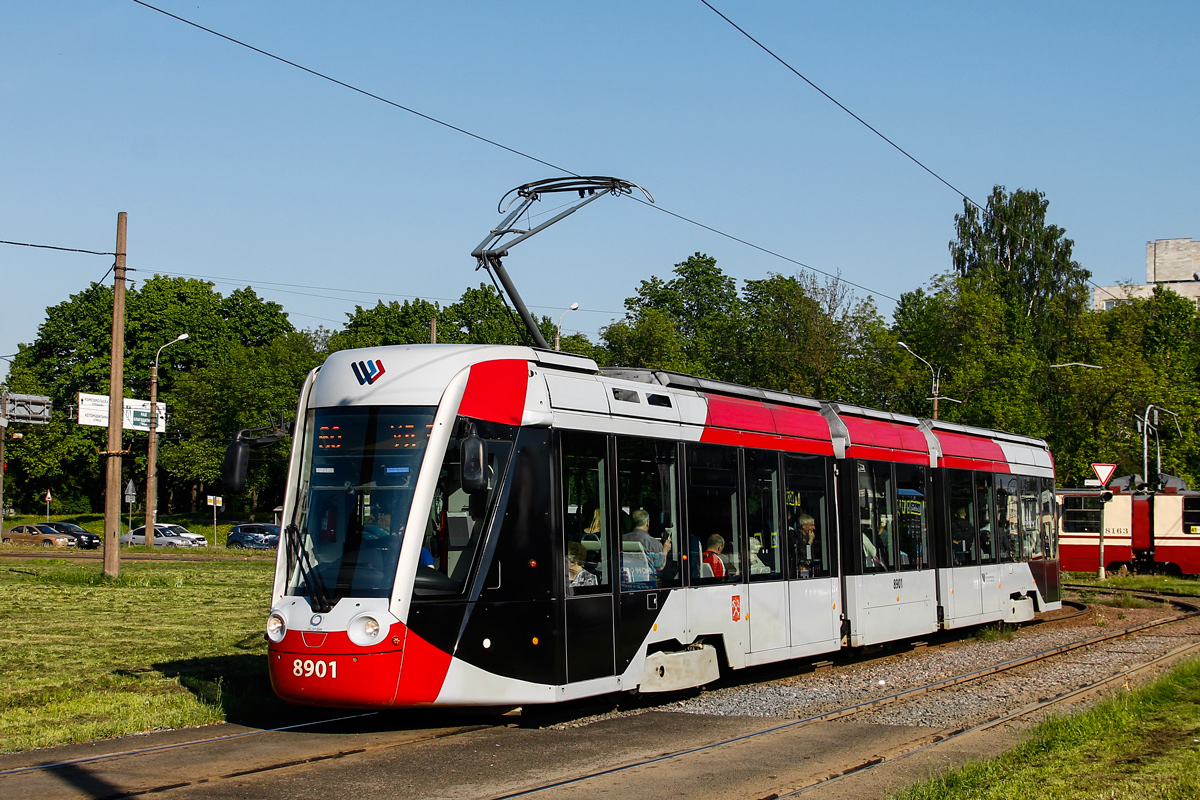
{"left": 77, "top": 393, "right": 166, "bottom": 433}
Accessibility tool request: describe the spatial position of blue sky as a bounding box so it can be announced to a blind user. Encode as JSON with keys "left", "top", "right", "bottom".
{"left": 3, "top": 1, "right": 1197, "bottom": 384}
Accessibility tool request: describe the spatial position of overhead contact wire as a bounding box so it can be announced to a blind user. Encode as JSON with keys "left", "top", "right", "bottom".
{"left": 128, "top": 1, "right": 908, "bottom": 307}
{"left": 130, "top": 0, "right": 579, "bottom": 178}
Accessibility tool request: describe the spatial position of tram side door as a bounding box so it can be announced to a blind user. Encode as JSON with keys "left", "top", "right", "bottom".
{"left": 614, "top": 437, "right": 685, "bottom": 674}
{"left": 746, "top": 450, "right": 789, "bottom": 654}
{"left": 561, "top": 432, "right": 616, "bottom": 685}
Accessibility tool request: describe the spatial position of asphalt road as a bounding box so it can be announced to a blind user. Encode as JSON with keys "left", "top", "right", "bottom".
{"left": 0, "top": 703, "right": 1027, "bottom": 800}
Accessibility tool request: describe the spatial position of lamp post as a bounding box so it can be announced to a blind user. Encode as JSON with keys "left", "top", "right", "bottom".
{"left": 555, "top": 302, "right": 579, "bottom": 351}
{"left": 1048, "top": 361, "right": 1108, "bottom": 578}
{"left": 897, "top": 342, "right": 958, "bottom": 420}
{"left": 144, "top": 333, "right": 188, "bottom": 546}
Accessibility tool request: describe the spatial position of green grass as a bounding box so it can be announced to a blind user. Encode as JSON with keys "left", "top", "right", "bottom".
{"left": 0, "top": 557, "right": 306, "bottom": 753}
{"left": 890, "top": 656, "right": 1200, "bottom": 800}
{"left": 1065, "top": 571, "right": 1200, "bottom": 596}
{"left": 971, "top": 623, "right": 1017, "bottom": 643}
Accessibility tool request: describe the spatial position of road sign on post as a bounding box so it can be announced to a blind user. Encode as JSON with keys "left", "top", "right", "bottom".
{"left": 124, "top": 479, "right": 137, "bottom": 536}
{"left": 1091, "top": 463, "right": 1117, "bottom": 486}
{"left": 1090, "top": 463, "right": 1118, "bottom": 581}
{"left": 6, "top": 394, "right": 52, "bottom": 424}
{"left": 208, "top": 495, "right": 222, "bottom": 539}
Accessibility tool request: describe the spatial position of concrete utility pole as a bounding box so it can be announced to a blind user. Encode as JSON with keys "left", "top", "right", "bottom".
{"left": 103, "top": 212, "right": 128, "bottom": 579}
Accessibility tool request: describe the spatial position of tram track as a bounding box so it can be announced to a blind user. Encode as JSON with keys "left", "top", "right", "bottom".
{"left": 3, "top": 593, "right": 1196, "bottom": 800}
{"left": 481, "top": 594, "right": 1200, "bottom": 800}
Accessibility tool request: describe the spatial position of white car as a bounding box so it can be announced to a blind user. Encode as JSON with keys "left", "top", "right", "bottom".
{"left": 160, "top": 524, "right": 209, "bottom": 546}
{"left": 119, "top": 525, "right": 202, "bottom": 547}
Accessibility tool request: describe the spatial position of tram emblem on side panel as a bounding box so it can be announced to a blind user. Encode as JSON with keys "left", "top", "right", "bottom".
{"left": 732, "top": 595, "right": 741, "bottom": 622}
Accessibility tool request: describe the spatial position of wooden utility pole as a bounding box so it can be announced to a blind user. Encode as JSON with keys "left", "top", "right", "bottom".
{"left": 103, "top": 213, "right": 128, "bottom": 578}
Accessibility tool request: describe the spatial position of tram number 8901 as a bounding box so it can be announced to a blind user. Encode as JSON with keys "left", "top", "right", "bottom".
{"left": 293, "top": 658, "right": 337, "bottom": 679}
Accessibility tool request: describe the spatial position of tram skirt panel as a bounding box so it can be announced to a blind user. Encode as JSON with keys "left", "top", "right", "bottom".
{"left": 844, "top": 572, "right": 938, "bottom": 647}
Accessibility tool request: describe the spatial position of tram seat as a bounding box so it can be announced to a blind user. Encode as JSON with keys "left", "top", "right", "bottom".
{"left": 700, "top": 562, "right": 714, "bottom": 579}
{"left": 620, "top": 542, "right": 655, "bottom": 589}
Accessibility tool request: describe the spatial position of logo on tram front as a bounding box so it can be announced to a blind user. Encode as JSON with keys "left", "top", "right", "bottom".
{"left": 352, "top": 359, "right": 386, "bottom": 386}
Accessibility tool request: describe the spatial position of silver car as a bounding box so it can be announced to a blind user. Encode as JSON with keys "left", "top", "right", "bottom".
{"left": 119, "top": 525, "right": 198, "bottom": 547}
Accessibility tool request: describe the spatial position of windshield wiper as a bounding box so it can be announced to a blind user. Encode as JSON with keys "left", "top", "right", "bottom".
{"left": 285, "top": 523, "right": 333, "bottom": 613}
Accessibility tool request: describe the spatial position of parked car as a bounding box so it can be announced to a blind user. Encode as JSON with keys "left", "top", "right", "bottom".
{"left": 120, "top": 525, "right": 200, "bottom": 547}
{"left": 3, "top": 524, "right": 78, "bottom": 547}
{"left": 44, "top": 522, "right": 102, "bottom": 549}
{"left": 159, "top": 524, "right": 208, "bottom": 546}
{"left": 226, "top": 523, "right": 280, "bottom": 550}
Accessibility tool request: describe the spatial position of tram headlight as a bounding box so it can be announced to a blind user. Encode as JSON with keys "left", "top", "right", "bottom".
{"left": 266, "top": 613, "right": 287, "bottom": 643}
{"left": 347, "top": 613, "right": 384, "bottom": 647}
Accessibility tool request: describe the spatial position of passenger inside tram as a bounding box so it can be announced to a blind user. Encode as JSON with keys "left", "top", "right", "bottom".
{"left": 791, "top": 512, "right": 819, "bottom": 577}
{"left": 582, "top": 508, "right": 602, "bottom": 540}
{"left": 702, "top": 534, "right": 727, "bottom": 578}
{"left": 952, "top": 507, "right": 976, "bottom": 565}
{"left": 862, "top": 525, "right": 884, "bottom": 570}
{"left": 566, "top": 541, "right": 598, "bottom": 590}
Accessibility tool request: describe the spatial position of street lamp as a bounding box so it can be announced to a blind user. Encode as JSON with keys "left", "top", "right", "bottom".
{"left": 555, "top": 302, "right": 579, "bottom": 351}
{"left": 145, "top": 333, "right": 188, "bottom": 546}
{"left": 896, "top": 342, "right": 959, "bottom": 420}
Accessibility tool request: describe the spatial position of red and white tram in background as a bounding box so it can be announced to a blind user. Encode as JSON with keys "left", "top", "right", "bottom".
{"left": 1058, "top": 480, "right": 1200, "bottom": 576}
{"left": 231, "top": 344, "right": 1060, "bottom": 708}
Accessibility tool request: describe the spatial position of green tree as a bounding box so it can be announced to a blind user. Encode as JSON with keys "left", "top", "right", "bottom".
{"left": 166, "top": 331, "right": 323, "bottom": 513}
{"left": 602, "top": 253, "right": 743, "bottom": 378}
{"left": 3, "top": 277, "right": 304, "bottom": 513}
{"left": 741, "top": 272, "right": 887, "bottom": 402}
{"left": 950, "top": 185, "right": 1091, "bottom": 364}
{"left": 327, "top": 298, "right": 443, "bottom": 352}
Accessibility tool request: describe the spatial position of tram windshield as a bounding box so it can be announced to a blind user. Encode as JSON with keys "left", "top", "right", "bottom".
{"left": 285, "top": 406, "right": 437, "bottom": 607}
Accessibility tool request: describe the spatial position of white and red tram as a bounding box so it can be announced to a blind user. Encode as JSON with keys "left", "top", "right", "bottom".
{"left": 1058, "top": 481, "right": 1200, "bottom": 576}
{"left": 241, "top": 344, "right": 1061, "bottom": 708}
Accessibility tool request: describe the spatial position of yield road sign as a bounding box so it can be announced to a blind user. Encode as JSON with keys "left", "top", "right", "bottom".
{"left": 1091, "top": 463, "right": 1117, "bottom": 485}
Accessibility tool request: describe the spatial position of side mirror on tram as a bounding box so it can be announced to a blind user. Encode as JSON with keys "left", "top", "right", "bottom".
{"left": 222, "top": 438, "right": 250, "bottom": 494}
{"left": 1100, "top": 490, "right": 1113, "bottom": 503}
{"left": 460, "top": 426, "right": 488, "bottom": 494}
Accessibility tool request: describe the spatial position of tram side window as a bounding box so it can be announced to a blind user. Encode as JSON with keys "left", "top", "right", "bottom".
{"left": 1038, "top": 479, "right": 1056, "bottom": 559}
{"left": 686, "top": 444, "right": 741, "bottom": 583}
{"left": 1184, "top": 497, "right": 1200, "bottom": 535}
{"left": 1061, "top": 496, "right": 1103, "bottom": 533}
{"left": 857, "top": 461, "right": 896, "bottom": 573}
{"left": 995, "top": 476, "right": 1021, "bottom": 561}
{"left": 947, "top": 470, "right": 978, "bottom": 566}
{"left": 976, "top": 473, "right": 997, "bottom": 565}
{"left": 1020, "top": 476, "right": 1040, "bottom": 560}
{"left": 895, "top": 464, "right": 928, "bottom": 571}
{"left": 616, "top": 437, "right": 681, "bottom": 590}
{"left": 783, "top": 453, "right": 832, "bottom": 579}
{"left": 745, "top": 450, "right": 783, "bottom": 581}
{"left": 415, "top": 417, "right": 515, "bottom": 597}
{"left": 561, "top": 431, "right": 610, "bottom": 594}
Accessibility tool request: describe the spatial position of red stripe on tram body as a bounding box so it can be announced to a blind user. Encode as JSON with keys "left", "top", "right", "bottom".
{"left": 458, "top": 360, "right": 529, "bottom": 425}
